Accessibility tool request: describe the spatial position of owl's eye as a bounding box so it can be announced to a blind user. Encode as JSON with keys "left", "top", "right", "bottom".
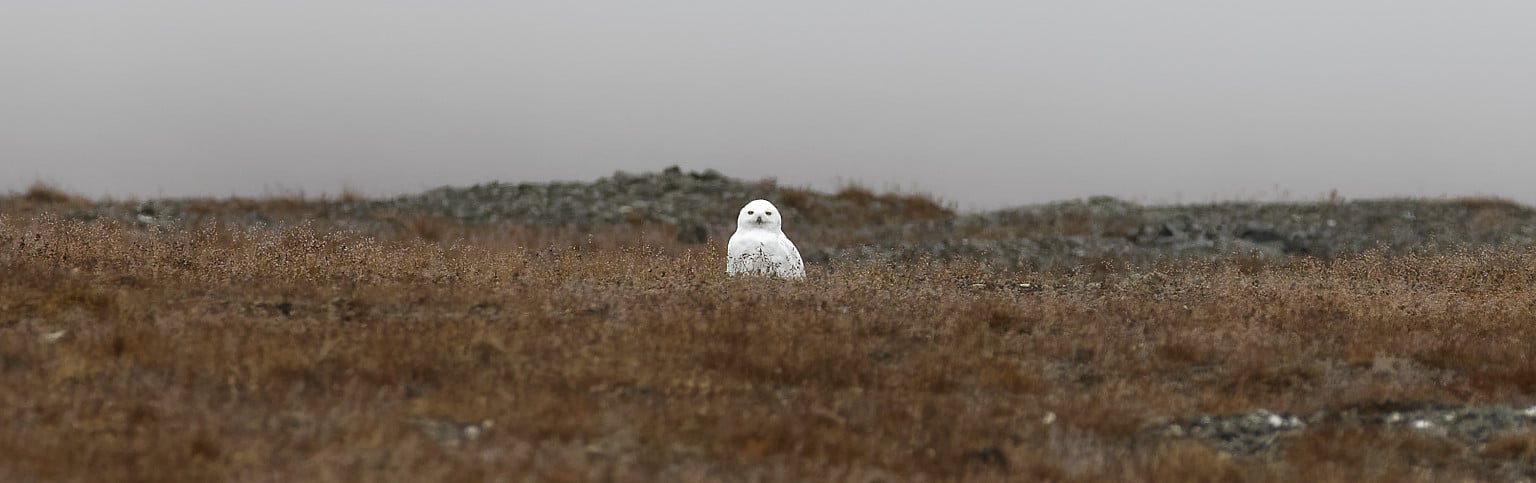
{"left": 747, "top": 211, "right": 755, "bottom": 215}
{"left": 765, "top": 211, "right": 773, "bottom": 216}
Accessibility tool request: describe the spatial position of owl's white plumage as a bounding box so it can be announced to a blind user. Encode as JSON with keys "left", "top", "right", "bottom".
{"left": 726, "top": 199, "right": 805, "bottom": 278}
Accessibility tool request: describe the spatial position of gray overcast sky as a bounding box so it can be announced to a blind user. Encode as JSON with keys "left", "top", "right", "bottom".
{"left": 4, "top": 1, "right": 1535, "bottom": 209}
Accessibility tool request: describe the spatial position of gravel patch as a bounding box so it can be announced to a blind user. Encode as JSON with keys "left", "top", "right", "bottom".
{"left": 1144, "top": 403, "right": 1536, "bottom": 479}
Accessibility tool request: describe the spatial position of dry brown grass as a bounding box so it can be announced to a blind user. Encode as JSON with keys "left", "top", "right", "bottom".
{"left": 2, "top": 183, "right": 91, "bottom": 214}
{"left": 21, "top": 182, "right": 84, "bottom": 205}
{"left": 4, "top": 211, "right": 1536, "bottom": 481}
{"left": 779, "top": 184, "right": 953, "bottom": 230}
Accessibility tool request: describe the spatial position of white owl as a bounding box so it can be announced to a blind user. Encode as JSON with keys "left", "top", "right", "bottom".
{"left": 726, "top": 199, "right": 805, "bottom": 279}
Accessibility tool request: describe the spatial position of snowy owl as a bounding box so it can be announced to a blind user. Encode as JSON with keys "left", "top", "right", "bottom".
{"left": 727, "top": 199, "right": 805, "bottom": 279}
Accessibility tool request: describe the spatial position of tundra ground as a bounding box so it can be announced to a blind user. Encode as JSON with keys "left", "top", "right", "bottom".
{"left": 4, "top": 188, "right": 1536, "bottom": 481}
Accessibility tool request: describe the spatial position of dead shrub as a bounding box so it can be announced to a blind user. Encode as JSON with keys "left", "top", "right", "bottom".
{"left": 21, "top": 182, "right": 83, "bottom": 204}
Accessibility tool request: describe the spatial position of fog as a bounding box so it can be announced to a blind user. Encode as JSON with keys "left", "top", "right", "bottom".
{"left": 4, "top": 1, "right": 1535, "bottom": 210}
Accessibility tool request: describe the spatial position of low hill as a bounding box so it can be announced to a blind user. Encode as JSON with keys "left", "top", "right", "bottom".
{"left": 11, "top": 167, "right": 1536, "bottom": 271}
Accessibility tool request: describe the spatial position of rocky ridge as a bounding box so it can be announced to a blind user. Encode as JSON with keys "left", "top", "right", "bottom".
{"left": 50, "top": 167, "right": 1536, "bottom": 271}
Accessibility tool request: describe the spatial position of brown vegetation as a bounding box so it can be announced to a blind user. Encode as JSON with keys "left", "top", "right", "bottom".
{"left": 3, "top": 197, "right": 1536, "bottom": 481}
{"left": 779, "top": 185, "right": 953, "bottom": 230}
{"left": 20, "top": 182, "right": 84, "bottom": 205}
